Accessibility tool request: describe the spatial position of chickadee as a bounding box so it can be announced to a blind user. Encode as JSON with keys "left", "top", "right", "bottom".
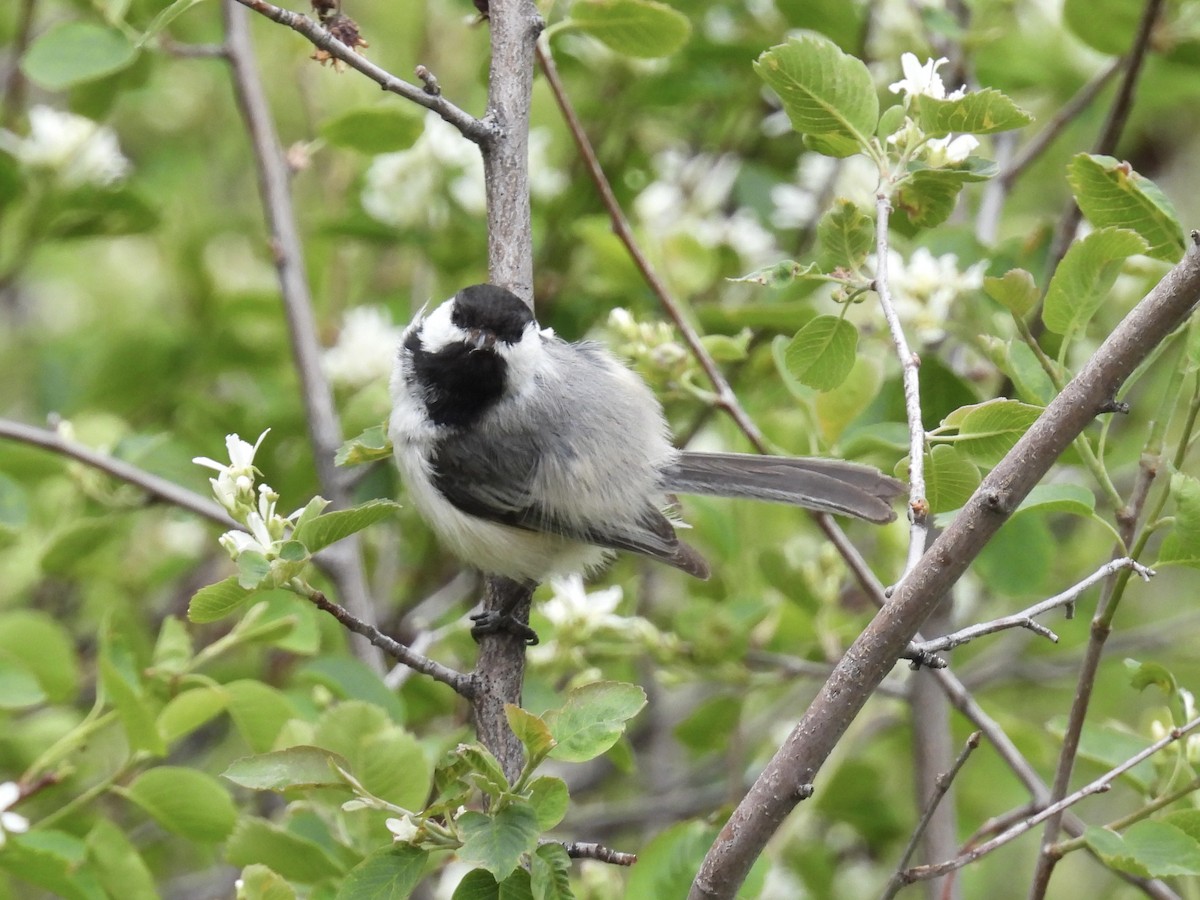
{"left": 390, "top": 284, "right": 904, "bottom": 639}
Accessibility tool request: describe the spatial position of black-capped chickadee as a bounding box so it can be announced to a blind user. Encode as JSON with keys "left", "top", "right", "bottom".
{"left": 390, "top": 284, "right": 905, "bottom": 639}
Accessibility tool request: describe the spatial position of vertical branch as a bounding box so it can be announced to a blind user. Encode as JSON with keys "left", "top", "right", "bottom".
{"left": 221, "top": 0, "right": 382, "bottom": 671}
{"left": 473, "top": 0, "right": 542, "bottom": 785}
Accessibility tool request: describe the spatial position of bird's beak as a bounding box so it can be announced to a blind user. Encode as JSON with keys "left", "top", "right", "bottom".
{"left": 466, "top": 328, "right": 496, "bottom": 351}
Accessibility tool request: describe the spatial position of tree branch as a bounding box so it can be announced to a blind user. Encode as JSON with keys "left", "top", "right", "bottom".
{"left": 228, "top": 0, "right": 494, "bottom": 144}
{"left": 223, "top": 0, "right": 381, "bottom": 671}
{"left": 690, "top": 238, "right": 1200, "bottom": 900}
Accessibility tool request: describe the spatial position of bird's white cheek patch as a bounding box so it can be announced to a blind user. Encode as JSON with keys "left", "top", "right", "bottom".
{"left": 416, "top": 298, "right": 465, "bottom": 353}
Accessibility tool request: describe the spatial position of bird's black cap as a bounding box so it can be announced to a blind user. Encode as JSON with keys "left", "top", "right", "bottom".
{"left": 451, "top": 284, "right": 534, "bottom": 345}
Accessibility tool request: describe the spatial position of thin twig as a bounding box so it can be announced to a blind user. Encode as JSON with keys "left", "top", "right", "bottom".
{"left": 229, "top": 0, "right": 494, "bottom": 144}
{"left": 307, "top": 589, "right": 474, "bottom": 697}
{"left": 900, "top": 716, "right": 1200, "bottom": 885}
{"left": 1000, "top": 59, "right": 1123, "bottom": 189}
{"left": 1052, "top": 774, "right": 1200, "bottom": 858}
{"left": 0, "top": 0, "right": 36, "bottom": 129}
{"left": 912, "top": 558, "right": 1154, "bottom": 655}
{"left": 223, "top": 0, "right": 381, "bottom": 670}
{"left": 546, "top": 840, "right": 638, "bottom": 866}
{"left": 0, "top": 418, "right": 235, "bottom": 529}
{"left": 872, "top": 192, "right": 927, "bottom": 577}
{"left": 880, "top": 731, "right": 982, "bottom": 900}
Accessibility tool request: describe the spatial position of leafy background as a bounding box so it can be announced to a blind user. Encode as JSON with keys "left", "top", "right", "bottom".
{"left": 3, "top": 0, "right": 1200, "bottom": 897}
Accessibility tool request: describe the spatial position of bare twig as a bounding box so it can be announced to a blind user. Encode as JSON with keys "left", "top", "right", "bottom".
{"left": 223, "top": 0, "right": 381, "bottom": 670}
{"left": 900, "top": 716, "right": 1200, "bottom": 885}
{"left": 1, "top": 0, "right": 36, "bottom": 129}
{"left": 229, "top": 0, "right": 494, "bottom": 144}
{"left": 912, "top": 558, "right": 1154, "bottom": 655}
{"left": 880, "top": 731, "right": 982, "bottom": 900}
{"left": 305, "top": 589, "right": 473, "bottom": 696}
{"left": 0, "top": 418, "right": 235, "bottom": 529}
{"left": 690, "top": 239, "right": 1200, "bottom": 900}
{"left": 548, "top": 840, "right": 638, "bottom": 866}
{"left": 872, "top": 193, "right": 927, "bottom": 577}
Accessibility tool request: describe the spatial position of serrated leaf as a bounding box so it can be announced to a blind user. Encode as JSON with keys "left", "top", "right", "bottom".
{"left": 0, "top": 831, "right": 105, "bottom": 900}
{"left": 1042, "top": 227, "right": 1148, "bottom": 338}
{"left": 531, "top": 843, "right": 573, "bottom": 900}
{"left": 22, "top": 21, "right": 138, "bottom": 90}
{"left": 1157, "top": 473, "right": 1200, "bottom": 569}
{"left": 783, "top": 315, "right": 858, "bottom": 392}
{"left": 237, "top": 550, "right": 272, "bottom": 589}
{"left": 754, "top": 35, "right": 878, "bottom": 149}
{"left": 122, "top": 767, "right": 237, "bottom": 842}
{"left": 321, "top": 108, "right": 424, "bottom": 154}
{"left": 452, "top": 868, "right": 534, "bottom": 900}
{"left": 335, "top": 845, "right": 428, "bottom": 900}
{"left": 943, "top": 399, "right": 1043, "bottom": 467}
{"left": 921, "top": 444, "right": 980, "bottom": 513}
{"left": 189, "top": 576, "right": 256, "bottom": 623}
{"left": 227, "top": 817, "right": 349, "bottom": 884}
{"left": 1086, "top": 826, "right": 1151, "bottom": 878}
{"left": 457, "top": 804, "right": 541, "bottom": 882}
{"left": 545, "top": 681, "right": 647, "bottom": 762}
{"left": 913, "top": 89, "right": 1033, "bottom": 136}
{"left": 984, "top": 268, "right": 1039, "bottom": 317}
{"left": 292, "top": 499, "right": 402, "bottom": 553}
{"left": 894, "top": 167, "right": 974, "bottom": 228}
{"left": 728, "top": 259, "right": 821, "bottom": 286}
{"left": 336, "top": 425, "right": 393, "bottom": 466}
{"left": 1093, "top": 822, "right": 1200, "bottom": 877}
{"left": 817, "top": 199, "right": 874, "bottom": 269}
{"left": 1068, "top": 154, "right": 1186, "bottom": 262}
{"left": 506, "top": 704, "right": 557, "bottom": 766}
{"left": 223, "top": 746, "right": 349, "bottom": 791}
{"left": 566, "top": 0, "right": 691, "bottom": 58}
{"left": 313, "top": 702, "right": 432, "bottom": 810}
{"left": 526, "top": 776, "right": 569, "bottom": 831}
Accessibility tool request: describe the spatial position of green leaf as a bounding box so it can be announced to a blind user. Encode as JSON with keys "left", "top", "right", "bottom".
{"left": 0, "top": 656, "right": 46, "bottom": 709}
{"left": 292, "top": 499, "right": 402, "bottom": 553}
{"left": 457, "top": 803, "right": 541, "bottom": 882}
{"left": 189, "top": 576, "right": 255, "bottom": 623}
{"left": 674, "top": 694, "right": 742, "bottom": 755}
{"left": 1068, "top": 155, "right": 1186, "bottom": 262}
{"left": 1048, "top": 718, "right": 1157, "bottom": 792}
{"left": 817, "top": 199, "right": 874, "bottom": 269}
{"left": 913, "top": 89, "right": 1033, "bottom": 136}
{"left": 980, "top": 337, "right": 1057, "bottom": 405}
{"left": 237, "top": 865, "right": 298, "bottom": 900}
{"left": 1125, "top": 658, "right": 1177, "bottom": 696}
{"left": 565, "top": 0, "right": 691, "bottom": 58}
{"left": 624, "top": 820, "right": 718, "bottom": 900}
{"left": 313, "top": 702, "right": 432, "bottom": 811}
{"left": 227, "top": 817, "right": 349, "bottom": 884}
{"left": 139, "top": 0, "right": 211, "bottom": 47}
{"left": 1087, "top": 822, "right": 1200, "bottom": 877}
{"left": 815, "top": 355, "right": 882, "bottom": 443}
{"left": 1042, "top": 227, "right": 1148, "bottom": 338}
{"left": 100, "top": 633, "right": 166, "bottom": 756}
{"left": 783, "top": 315, "right": 858, "bottom": 392}
{"left": 40, "top": 517, "right": 119, "bottom": 575}
{"left": 1157, "top": 473, "right": 1200, "bottom": 569}
{"left": 222, "top": 746, "right": 350, "bottom": 791}
{"left": 754, "top": 35, "right": 878, "bottom": 151}
{"left": 895, "top": 166, "right": 993, "bottom": 228}
{"left": 336, "top": 425, "right": 393, "bottom": 467}
{"left": 984, "top": 268, "right": 1039, "bottom": 318}
{"left": 158, "top": 685, "right": 229, "bottom": 744}
{"left": 921, "top": 444, "right": 980, "bottom": 513}
{"left": 0, "top": 831, "right": 106, "bottom": 900}
{"left": 530, "top": 843, "right": 573, "bottom": 900}
{"left": 1013, "top": 483, "right": 1096, "bottom": 517}
{"left": 227, "top": 679, "right": 299, "bottom": 752}
{"left": 0, "top": 471, "right": 29, "bottom": 528}
{"left": 85, "top": 820, "right": 158, "bottom": 900}
{"left": 321, "top": 108, "right": 425, "bottom": 154}
{"left": 1063, "top": 0, "right": 1144, "bottom": 54}
{"left": 526, "top": 776, "right": 570, "bottom": 831}
{"left": 0, "top": 610, "right": 79, "bottom": 702}
{"left": 121, "top": 767, "right": 237, "bottom": 842}
{"left": 942, "top": 399, "right": 1044, "bottom": 467}
{"left": 452, "top": 867, "right": 534, "bottom": 900}
{"left": 335, "top": 846, "right": 430, "bottom": 898}
{"left": 506, "top": 704, "right": 557, "bottom": 767}
{"left": 1085, "top": 826, "right": 1150, "bottom": 878}
{"left": 544, "top": 681, "right": 647, "bottom": 762}
{"left": 22, "top": 21, "right": 138, "bottom": 90}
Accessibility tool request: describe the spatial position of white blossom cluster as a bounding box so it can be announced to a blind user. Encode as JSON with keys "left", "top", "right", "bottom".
{"left": 0, "top": 106, "right": 130, "bottom": 188}
{"left": 0, "top": 782, "right": 28, "bottom": 848}
{"left": 886, "top": 247, "right": 987, "bottom": 345}
{"left": 322, "top": 305, "right": 404, "bottom": 390}
{"left": 885, "top": 53, "right": 979, "bottom": 168}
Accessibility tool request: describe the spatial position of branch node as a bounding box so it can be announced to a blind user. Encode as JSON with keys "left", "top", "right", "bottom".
{"left": 793, "top": 783, "right": 815, "bottom": 802}
{"left": 1098, "top": 397, "right": 1130, "bottom": 415}
{"left": 981, "top": 489, "right": 1011, "bottom": 515}
{"left": 415, "top": 64, "right": 440, "bottom": 95}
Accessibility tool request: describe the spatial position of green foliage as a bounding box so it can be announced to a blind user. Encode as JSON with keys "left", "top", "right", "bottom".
{"left": 561, "top": 0, "right": 692, "bottom": 59}
{"left": 21, "top": 22, "right": 137, "bottom": 89}
{"left": 782, "top": 316, "right": 859, "bottom": 392}
{"left": 321, "top": 109, "right": 425, "bottom": 155}
{"left": 912, "top": 89, "right": 1033, "bottom": 137}
{"left": 1067, "top": 155, "right": 1186, "bottom": 262}
{"left": 1042, "top": 227, "right": 1149, "bottom": 339}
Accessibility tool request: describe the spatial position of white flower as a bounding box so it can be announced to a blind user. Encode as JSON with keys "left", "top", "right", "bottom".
{"left": 888, "top": 53, "right": 965, "bottom": 101}
{"left": 0, "top": 782, "right": 29, "bottom": 848}
{"left": 323, "top": 306, "right": 404, "bottom": 390}
{"left": 385, "top": 816, "right": 419, "bottom": 842}
{"left": 925, "top": 134, "right": 979, "bottom": 168}
{"left": 193, "top": 430, "right": 270, "bottom": 518}
{"left": 885, "top": 247, "right": 985, "bottom": 344}
{"left": 770, "top": 155, "right": 879, "bottom": 230}
{"left": 541, "top": 575, "right": 625, "bottom": 632}
{"left": 0, "top": 106, "right": 130, "bottom": 187}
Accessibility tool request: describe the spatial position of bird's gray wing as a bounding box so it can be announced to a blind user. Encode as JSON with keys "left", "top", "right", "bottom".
{"left": 429, "top": 429, "right": 708, "bottom": 577}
